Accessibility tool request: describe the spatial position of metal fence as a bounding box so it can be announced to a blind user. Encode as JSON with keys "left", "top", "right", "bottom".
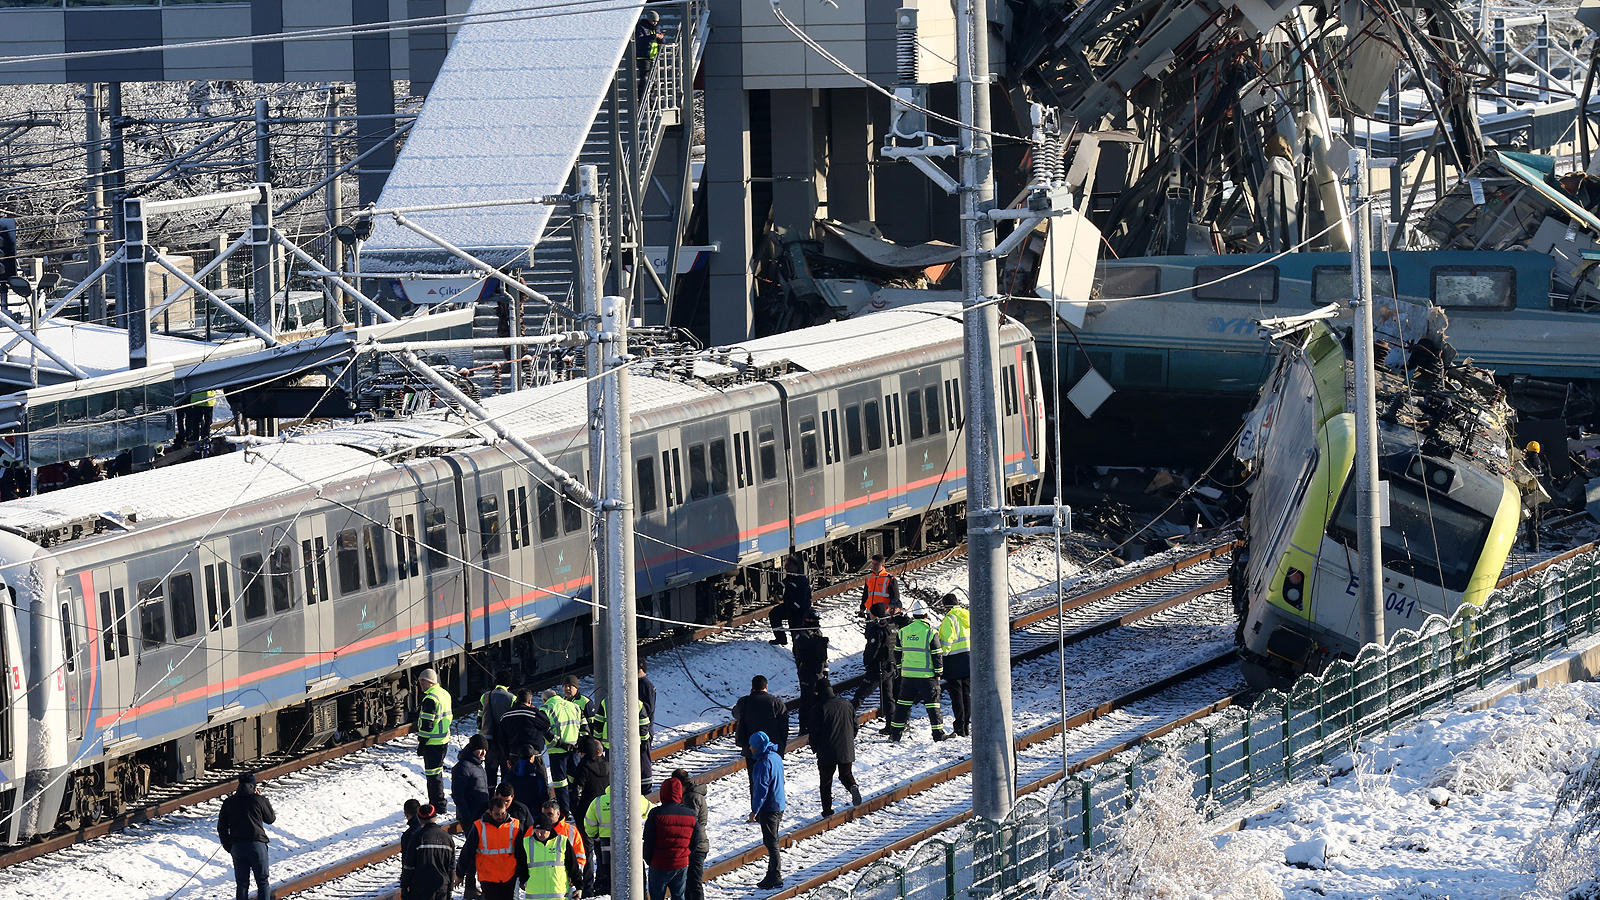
{"left": 815, "top": 546, "right": 1600, "bottom": 900}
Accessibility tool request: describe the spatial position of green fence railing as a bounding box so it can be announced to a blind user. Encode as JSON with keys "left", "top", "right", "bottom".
{"left": 819, "top": 547, "right": 1600, "bottom": 900}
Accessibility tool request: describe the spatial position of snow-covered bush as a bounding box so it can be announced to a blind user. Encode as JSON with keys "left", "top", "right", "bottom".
{"left": 1430, "top": 688, "right": 1600, "bottom": 796}
{"left": 1060, "top": 753, "right": 1282, "bottom": 900}
{"left": 1526, "top": 742, "right": 1600, "bottom": 899}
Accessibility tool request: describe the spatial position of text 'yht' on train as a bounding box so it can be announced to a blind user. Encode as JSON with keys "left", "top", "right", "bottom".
{"left": 0, "top": 302, "right": 1043, "bottom": 843}
{"left": 1231, "top": 312, "right": 1540, "bottom": 689}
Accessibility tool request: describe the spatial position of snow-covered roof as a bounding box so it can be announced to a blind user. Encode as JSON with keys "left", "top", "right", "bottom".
{"left": 1, "top": 320, "right": 262, "bottom": 384}
{"left": 360, "top": 0, "right": 643, "bottom": 272}
{"left": 736, "top": 301, "right": 965, "bottom": 372}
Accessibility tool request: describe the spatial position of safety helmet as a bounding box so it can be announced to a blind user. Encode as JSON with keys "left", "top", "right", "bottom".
{"left": 909, "top": 597, "right": 929, "bottom": 617}
{"left": 643, "top": 9, "right": 660, "bottom": 22}
{"left": 1527, "top": 441, "right": 1542, "bottom": 454}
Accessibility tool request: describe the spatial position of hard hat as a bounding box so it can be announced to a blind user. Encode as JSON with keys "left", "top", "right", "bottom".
{"left": 419, "top": 667, "right": 438, "bottom": 685}
{"left": 643, "top": 8, "right": 659, "bottom": 22}
{"left": 1527, "top": 441, "right": 1542, "bottom": 454}
{"left": 909, "top": 597, "right": 929, "bottom": 617}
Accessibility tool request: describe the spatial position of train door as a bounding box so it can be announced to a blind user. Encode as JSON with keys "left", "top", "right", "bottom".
{"left": 750, "top": 405, "right": 790, "bottom": 553}
{"left": 651, "top": 431, "right": 692, "bottom": 588}
{"left": 901, "top": 369, "right": 947, "bottom": 512}
{"left": 296, "top": 516, "right": 334, "bottom": 682}
{"left": 0, "top": 587, "right": 25, "bottom": 843}
{"left": 881, "top": 381, "right": 908, "bottom": 517}
{"left": 56, "top": 581, "right": 85, "bottom": 743}
{"left": 495, "top": 469, "right": 532, "bottom": 646}
{"left": 631, "top": 431, "right": 677, "bottom": 595}
{"left": 88, "top": 565, "right": 131, "bottom": 744}
{"left": 230, "top": 531, "right": 279, "bottom": 707}
{"left": 198, "top": 540, "right": 239, "bottom": 713}
{"left": 836, "top": 381, "right": 887, "bottom": 530}
{"left": 462, "top": 465, "right": 508, "bottom": 655}
{"left": 787, "top": 395, "right": 825, "bottom": 551}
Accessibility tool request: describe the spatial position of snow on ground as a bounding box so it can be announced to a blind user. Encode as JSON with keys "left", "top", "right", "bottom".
{"left": 3, "top": 539, "right": 1108, "bottom": 900}
{"left": 1230, "top": 681, "right": 1600, "bottom": 899}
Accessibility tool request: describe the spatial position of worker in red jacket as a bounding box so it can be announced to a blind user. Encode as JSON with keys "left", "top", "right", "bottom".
{"left": 642, "top": 777, "right": 704, "bottom": 900}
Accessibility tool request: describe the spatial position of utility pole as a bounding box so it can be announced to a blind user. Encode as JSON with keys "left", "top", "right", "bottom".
{"left": 958, "top": 0, "right": 1016, "bottom": 819}
{"left": 579, "top": 165, "right": 610, "bottom": 706}
{"left": 83, "top": 84, "right": 108, "bottom": 326}
{"left": 599, "top": 289, "right": 643, "bottom": 900}
{"left": 108, "top": 83, "right": 126, "bottom": 325}
{"left": 1347, "top": 148, "right": 1384, "bottom": 648}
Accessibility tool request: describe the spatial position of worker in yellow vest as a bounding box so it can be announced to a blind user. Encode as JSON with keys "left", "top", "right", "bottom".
{"left": 516, "top": 799, "right": 586, "bottom": 900}
{"left": 886, "top": 599, "right": 946, "bottom": 742}
{"left": 938, "top": 592, "right": 972, "bottom": 737}
{"left": 542, "top": 688, "right": 583, "bottom": 819}
{"left": 417, "top": 667, "right": 453, "bottom": 814}
{"left": 582, "top": 784, "right": 654, "bottom": 895}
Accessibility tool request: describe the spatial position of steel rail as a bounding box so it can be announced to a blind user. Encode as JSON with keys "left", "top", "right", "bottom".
{"left": 272, "top": 553, "right": 1242, "bottom": 899}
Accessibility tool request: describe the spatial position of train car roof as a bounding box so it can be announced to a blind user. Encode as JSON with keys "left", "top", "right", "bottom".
{"left": 0, "top": 302, "right": 982, "bottom": 545}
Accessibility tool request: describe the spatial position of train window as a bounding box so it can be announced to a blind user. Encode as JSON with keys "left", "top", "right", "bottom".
{"left": 364, "top": 524, "right": 391, "bottom": 586}
{"left": 664, "top": 448, "right": 683, "bottom": 501}
{"left": 637, "top": 457, "right": 659, "bottom": 512}
{"left": 240, "top": 554, "right": 268, "bottom": 620}
{"left": 515, "top": 489, "right": 531, "bottom": 549}
{"left": 1006, "top": 365, "right": 1020, "bottom": 415}
{"left": 170, "top": 572, "right": 198, "bottom": 639}
{"left": 820, "top": 413, "right": 835, "bottom": 465}
{"left": 689, "top": 443, "right": 710, "bottom": 500}
{"left": 100, "top": 591, "right": 115, "bottom": 660}
{"left": 944, "top": 381, "right": 956, "bottom": 430}
{"left": 424, "top": 509, "right": 449, "bottom": 569}
{"left": 1313, "top": 266, "right": 1397, "bottom": 303}
{"left": 757, "top": 429, "right": 777, "bottom": 482}
{"left": 865, "top": 399, "right": 883, "bottom": 452}
{"left": 507, "top": 492, "right": 520, "bottom": 551}
{"left": 395, "top": 518, "right": 410, "bottom": 579}
{"left": 215, "top": 565, "right": 233, "bottom": 628}
{"left": 845, "top": 405, "right": 863, "bottom": 458}
{"left": 1025, "top": 353, "right": 1037, "bottom": 408}
{"left": 1093, "top": 264, "right": 1160, "bottom": 299}
{"left": 138, "top": 578, "right": 166, "bottom": 649}
{"left": 113, "top": 587, "right": 129, "bottom": 656}
{"left": 907, "top": 389, "right": 924, "bottom": 440}
{"left": 925, "top": 387, "right": 941, "bottom": 435}
{"left": 302, "top": 539, "right": 329, "bottom": 604}
{"left": 405, "top": 516, "right": 420, "bottom": 577}
{"left": 563, "top": 490, "right": 584, "bottom": 534}
{"left": 731, "top": 434, "right": 748, "bottom": 488}
{"left": 479, "top": 495, "right": 503, "bottom": 558}
{"left": 1193, "top": 265, "right": 1278, "bottom": 303}
{"left": 538, "top": 484, "right": 560, "bottom": 539}
{"left": 953, "top": 380, "right": 965, "bottom": 428}
{"left": 270, "top": 546, "right": 295, "bottom": 613}
{"left": 59, "top": 602, "right": 75, "bottom": 673}
{"left": 799, "top": 418, "right": 819, "bottom": 471}
{"left": 336, "top": 530, "right": 361, "bottom": 595}
{"left": 744, "top": 431, "right": 758, "bottom": 481}
{"left": 1432, "top": 266, "right": 1515, "bottom": 309}
{"left": 710, "top": 439, "right": 729, "bottom": 495}
{"left": 885, "top": 395, "right": 901, "bottom": 447}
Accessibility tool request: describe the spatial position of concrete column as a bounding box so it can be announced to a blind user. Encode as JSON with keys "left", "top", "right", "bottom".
{"left": 827, "top": 88, "right": 875, "bottom": 224}
{"left": 770, "top": 89, "right": 819, "bottom": 232}
{"left": 703, "top": 0, "right": 754, "bottom": 344}
{"left": 353, "top": 0, "right": 398, "bottom": 206}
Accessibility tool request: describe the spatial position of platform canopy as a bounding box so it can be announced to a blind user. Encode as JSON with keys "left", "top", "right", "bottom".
{"left": 361, "top": 0, "right": 644, "bottom": 273}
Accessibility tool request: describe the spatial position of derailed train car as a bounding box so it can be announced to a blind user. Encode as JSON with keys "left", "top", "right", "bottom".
{"left": 1233, "top": 319, "right": 1534, "bottom": 689}
{"left": 0, "top": 302, "right": 1044, "bottom": 843}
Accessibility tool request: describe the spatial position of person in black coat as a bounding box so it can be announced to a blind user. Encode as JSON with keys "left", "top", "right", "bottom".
{"left": 792, "top": 616, "right": 830, "bottom": 736}
{"left": 770, "top": 556, "right": 816, "bottom": 645}
{"left": 497, "top": 689, "right": 550, "bottom": 783}
{"left": 810, "top": 680, "right": 862, "bottom": 817}
{"left": 733, "top": 674, "right": 790, "bottom": 759}
{"left": 453, "top": 734, "right": 493, "bottom": 828}
{"left": 218, "top": 773, "right": 277, "bottom": 900}
{"left": 573, "top": 736, "right": 611, "bottom": 831}
{"left": 495, "top": 782, "right": 537, "bottom": 834}
{"left": 851, "top": 602, "right": 899, "bottom": 720}
{"left": 401, "top": 804, "right": 457, "bottom": 900}
{"left": 507, "top": 743, "right": 550, "bottom": 811}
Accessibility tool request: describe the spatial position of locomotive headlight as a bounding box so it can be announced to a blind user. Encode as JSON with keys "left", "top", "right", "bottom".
{"left": 1282, "top": 567, "right": 1305, "bottom": 609}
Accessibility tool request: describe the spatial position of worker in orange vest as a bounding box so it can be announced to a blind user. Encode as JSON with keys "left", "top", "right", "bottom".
{"left": 859, "top": 554, "right": 900, "bottom": 615}
{"left": 458, "top": 795, "right": 523, "bottom": 900}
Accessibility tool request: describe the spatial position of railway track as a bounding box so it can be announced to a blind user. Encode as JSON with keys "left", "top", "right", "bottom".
{"left": 265, "top": 541, "right": 1244, "bottom": 899}
{"left": 0, "top": 541, "right": 971, "bottom": 869}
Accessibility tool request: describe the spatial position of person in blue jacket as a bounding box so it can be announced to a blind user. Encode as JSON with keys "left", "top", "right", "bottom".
{"left": 745, "top": 731, "right": 787, "bottom": 889}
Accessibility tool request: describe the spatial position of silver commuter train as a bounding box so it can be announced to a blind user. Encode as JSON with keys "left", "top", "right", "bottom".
{"left": 0, "top": 302, "right": 1044, "bottom": 842}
